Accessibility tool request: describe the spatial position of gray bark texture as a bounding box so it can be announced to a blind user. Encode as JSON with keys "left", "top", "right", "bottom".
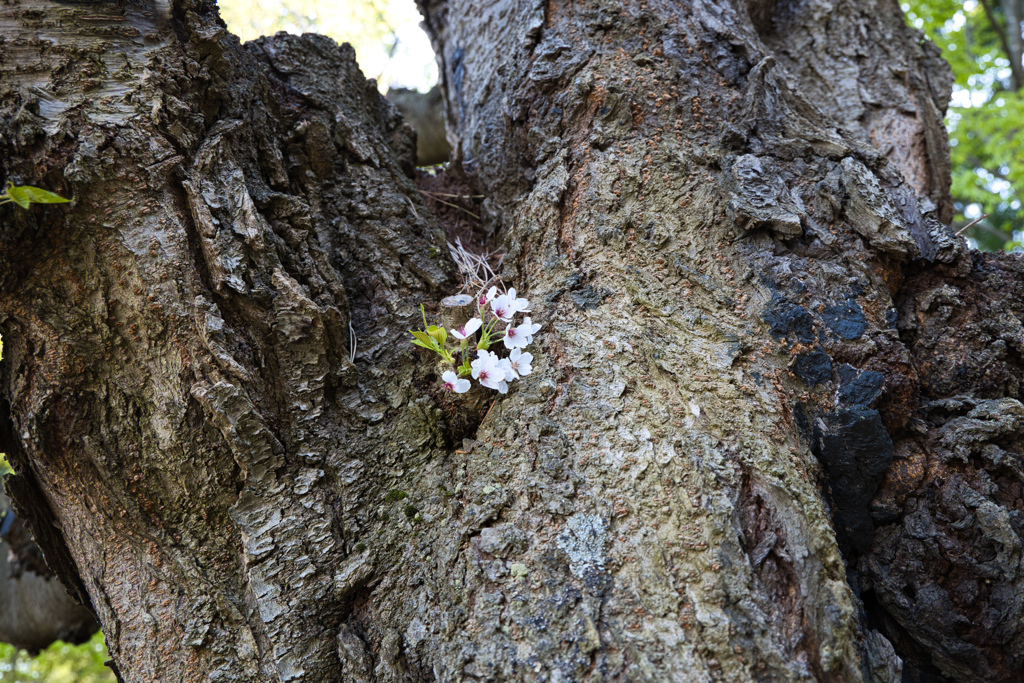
{"left": 0, "top": 1, "right": 1021, "bottom": 682}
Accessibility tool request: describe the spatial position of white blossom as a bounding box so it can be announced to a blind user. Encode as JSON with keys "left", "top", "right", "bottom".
{"left": 490, "top": 292, "right": 515, "bottom": 322}
{"left": 510, "top": 316, "right": 542, "bottom": 347}
{"left": 491, "top": 288, "right": 530, "bottom": 322}
{"left": 498, "top": 357, "right": 515, "bottom": 381}
{"left": 451, "top": 318, "right": 482, "bottom": 340}
{"left": 507, "top": 348, "right": 533, "bottom": 378}
{"left": 442, "top": 371, "right": 471, "bottom": 394}
{"left": 471, "top": 350, "right": 508, "bottom": 393}
{"left": 508, "top": 288, "right": 531, "bottom": 315}
{"left": 502, "top": 322, "right": 530, "bottom": 349}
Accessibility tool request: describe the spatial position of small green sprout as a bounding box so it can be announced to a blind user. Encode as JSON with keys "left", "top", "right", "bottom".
{"left": 1, "top": 182, "right": 72, "bottom": 209}
{"left": 409, "top": 304, "right": 455, "bottom": 363}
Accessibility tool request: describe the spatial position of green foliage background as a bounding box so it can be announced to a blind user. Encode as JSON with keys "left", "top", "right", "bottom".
{"left": 904, "top": 0, "right": 1024, "bottom": 250}
{"left": 0, "top": 633, "right": 114, "bottom": 683}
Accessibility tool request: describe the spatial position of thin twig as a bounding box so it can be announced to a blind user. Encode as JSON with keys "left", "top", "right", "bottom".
{"left": 955, "top": 213, "right": 991, "bottom": 236}
{"left": 447, "top": 238, "right": 505, "bottom": 293}
{"left": 419, "top": 190, "right": 485, "bottom": 199}
{"left": 348, "top": 321, "right": 357, "bottom": 363}
{"left": 976, "top": 0, "right": 1024, "bottom": 90}
{"left": 423, "top": 195, "right": 480, "bottom": 219}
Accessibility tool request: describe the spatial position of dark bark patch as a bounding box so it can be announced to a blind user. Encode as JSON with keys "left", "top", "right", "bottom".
{"left": 816, "top": 406, "right": 894, "bottom": 553}
{"left": 570, "top": 285, "right": 611, "bottom": 311}
{"left": 899, "top": 252, "right": 1024, "bottom": 401}
{"left": 863, "top": 396, "right": 1024, "bottom": 681}
{"left": 761, "top": 297, "right": 815, "bottom": 345}
{"left": 821, "top": 297, "right": 868, "bottom": 340}
{"left": 792, "top": 348, "right": 832, "bottom": 385}
{"left": 836, "top": 363, "right": 884, "bottom": 407}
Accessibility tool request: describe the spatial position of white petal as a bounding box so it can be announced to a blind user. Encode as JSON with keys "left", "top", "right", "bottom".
{"left": 511, "top": 295, "right": 530, "bottom": 314}
{"left": 470, "top": 359, "right": 485, "bottom": 379}
{"left": 453, "top": 378, "right": 471, "bottom": 393}
{"left": 503, "top": 331, "right": 527, "bottom": 349}
{"left": 491, "top": 295, "right": 514, "bottom": 321}
{"left": 498, "top": 358, "right": 515, "bottom": 380}
{"left": 443, "top": 371, "right": 459, "bottom": 383}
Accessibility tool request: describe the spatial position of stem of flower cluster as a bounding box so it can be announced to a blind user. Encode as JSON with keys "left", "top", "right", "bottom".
{"left": 458, "top": 340, "right": 473, "bottom": 376}
{"left": 477, "top": 316, "right": 501, "bottom": 351}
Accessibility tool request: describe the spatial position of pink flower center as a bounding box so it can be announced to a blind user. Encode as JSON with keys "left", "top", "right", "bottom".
{"left": 478, "top": 370, "right": 490, "bottom": 380}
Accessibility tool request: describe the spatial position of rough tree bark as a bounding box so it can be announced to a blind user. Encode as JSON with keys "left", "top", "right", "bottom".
{"left": 0, "top": 1, "right": 1021, "bottom": 683}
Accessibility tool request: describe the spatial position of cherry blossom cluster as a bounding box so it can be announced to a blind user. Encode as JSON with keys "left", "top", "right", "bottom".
{"left": 410, "top": 287, "right": 541, "bottom": 395}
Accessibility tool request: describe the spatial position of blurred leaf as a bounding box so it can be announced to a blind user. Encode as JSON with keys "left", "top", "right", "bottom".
{"left": 426, "top": 325, "right": 446, "bottom": 346}
{"left": 904, "top": 0, "right": 1023, "bottom": 250}
{"left": 2, "top": 182, "right": 72, "bottom": 209}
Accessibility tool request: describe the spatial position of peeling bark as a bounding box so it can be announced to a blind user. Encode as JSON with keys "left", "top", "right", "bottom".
{"left": 0, "top": 1, "right": 1021, "bottom": 682}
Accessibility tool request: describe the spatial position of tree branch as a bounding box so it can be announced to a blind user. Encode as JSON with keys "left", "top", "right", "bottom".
{"left": 978, "top": 0, "right": 1024, "bottom": 90}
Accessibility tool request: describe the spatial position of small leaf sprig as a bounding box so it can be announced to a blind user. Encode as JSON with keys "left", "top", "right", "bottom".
{"left": 1, "top": 182, "right": 72, "bottom": 209}
{"left": 409, "top": 286, "right": 541, "bottom": 395}
{"left": 409, "top": 305, "right": 456, "bottom": 364}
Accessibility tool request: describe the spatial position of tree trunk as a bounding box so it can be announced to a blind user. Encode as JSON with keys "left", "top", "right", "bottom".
{"left": 0, "top": 1, "right": 1021, "bottom": 682}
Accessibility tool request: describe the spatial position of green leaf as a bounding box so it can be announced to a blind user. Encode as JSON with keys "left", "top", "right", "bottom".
{"left": 3, "top": 182, "right": 72, "bottom": 209}
{"left": 410, "top": 330, "right": 441, "bottom": 352}
{"left": 426, "top": 325, "right": 447, "bottom": 346}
